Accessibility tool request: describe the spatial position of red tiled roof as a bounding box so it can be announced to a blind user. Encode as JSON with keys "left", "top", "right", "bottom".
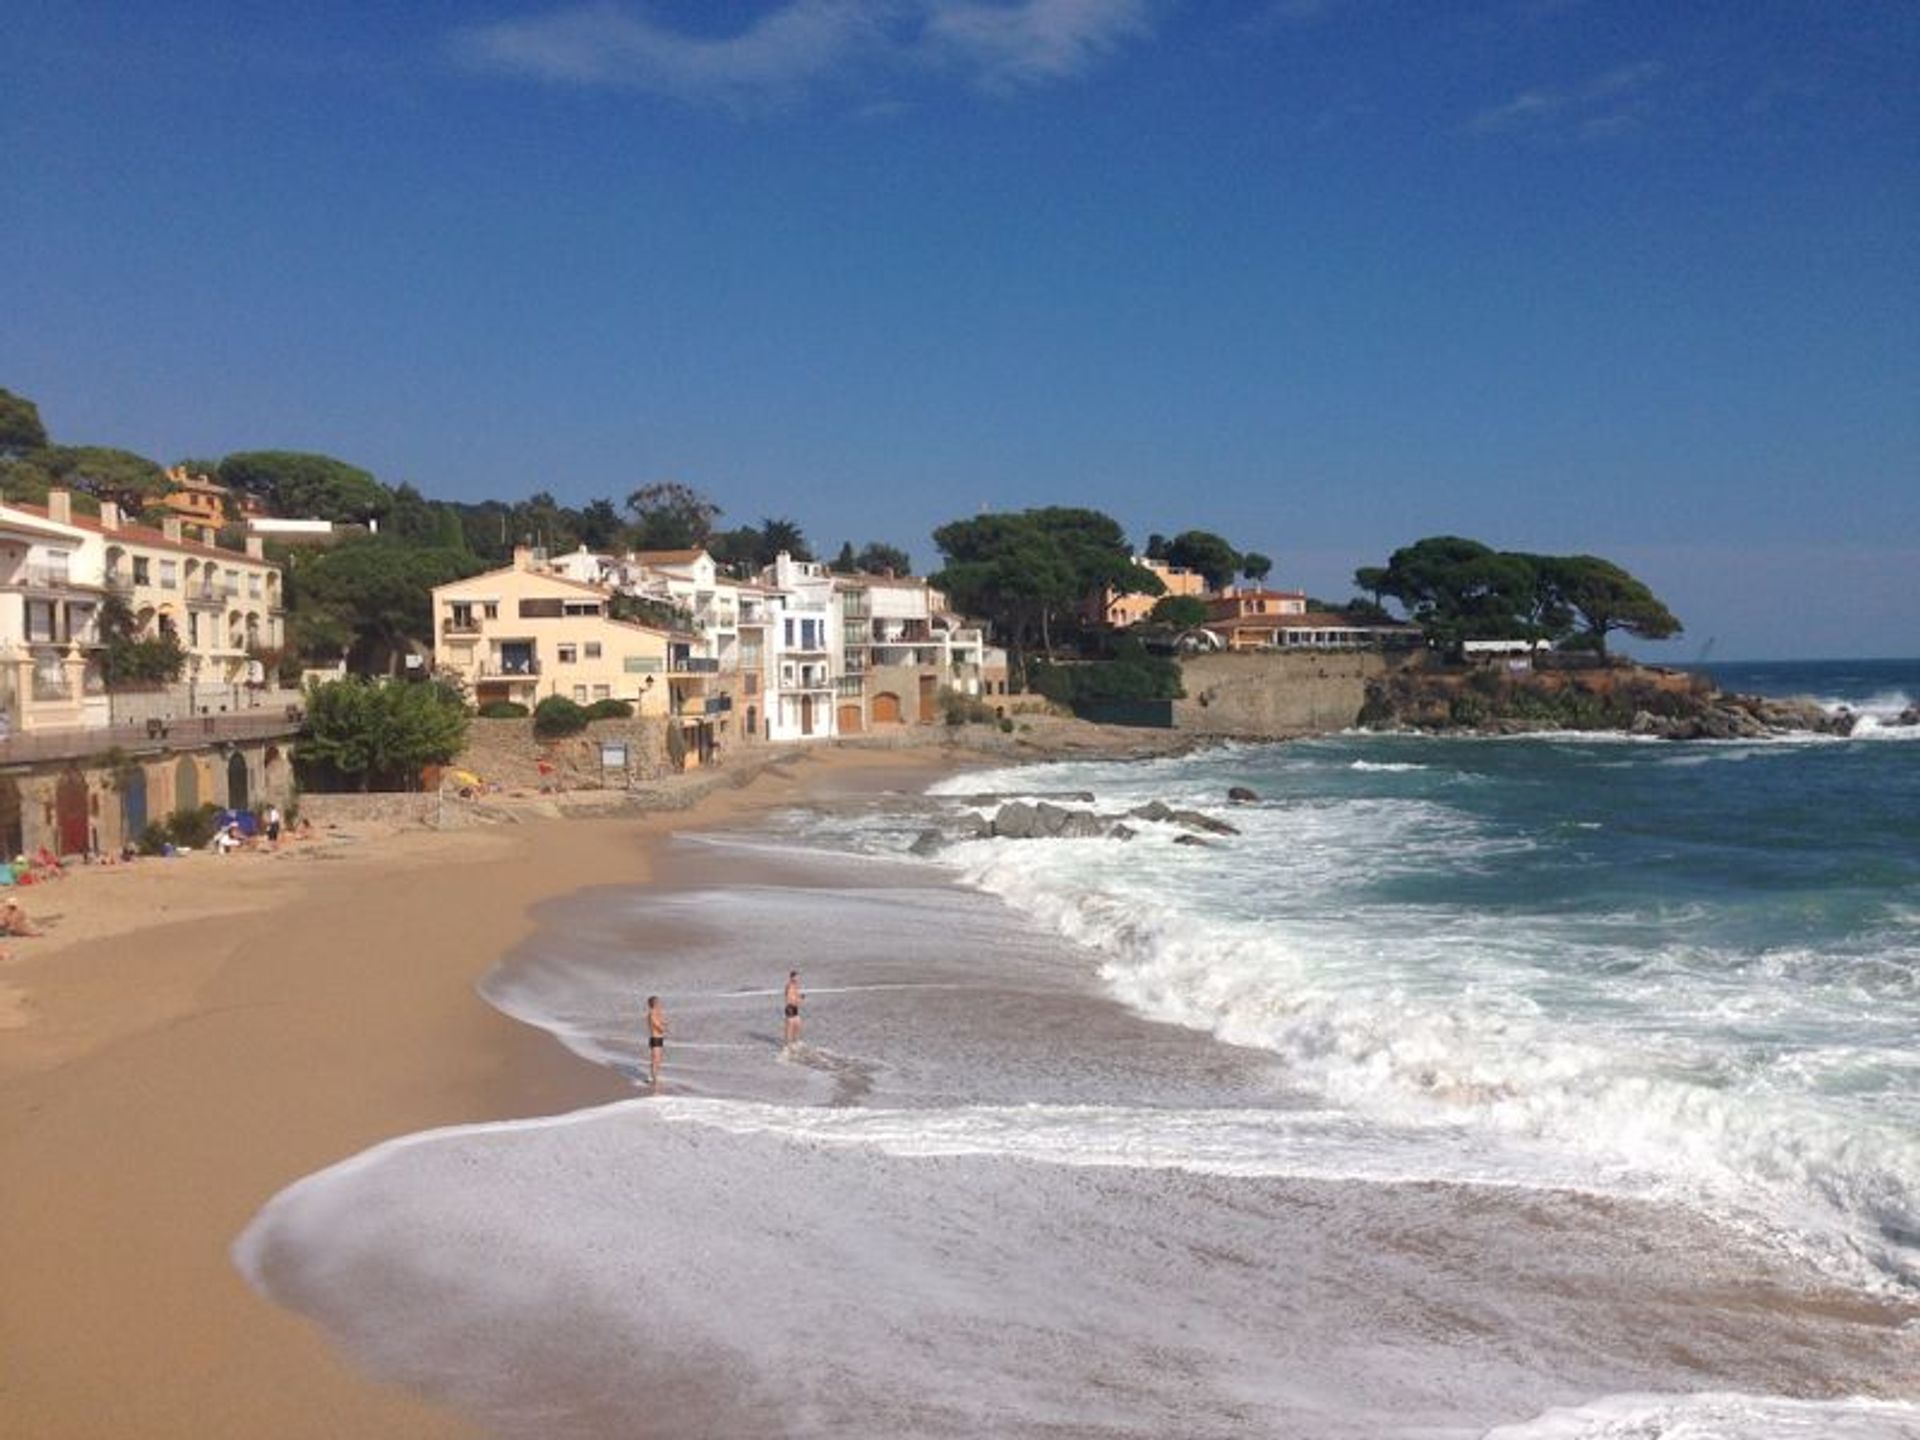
{"left": 633, "top": 549, "right": 707, "bottom": 565}
{"left": 12, "top": 502, "right": 271, "bottom": 566}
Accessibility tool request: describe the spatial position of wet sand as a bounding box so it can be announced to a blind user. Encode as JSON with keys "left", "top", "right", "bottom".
{"left": 0, "top": 745, "right": 974, "bottom": 1440}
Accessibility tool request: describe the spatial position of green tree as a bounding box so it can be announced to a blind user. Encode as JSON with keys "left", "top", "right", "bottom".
{"left": 96, "top": 594, "right": 187, "bottom": 685}
{"left": 298, "top": 677, "right": 469, "bottom": 791}
{"left": 758, "top": 516, "right": 812, "bottom": 563}
{"left": 385, "top": 483, "right": 442, "bottom": 545}
{"left": 218, "top": 451, "right": 393, "bottom": 524}
{"left": 708, "top": 526, "right": 765, "bottom": 578}
{"left": 1240, "top": 552, "right": 1273, "bottom": 583}
{"left": 1148, "top": 595, "right": 1210, "bottom": 629}
{"left": 577, "top": 497, "right": 624, "bottom": 550}
{"left": 853, "top": 541, "right": 911, "bottom": 576}
{"left": 1163, "top": 530, "right": 1242, "bottom": 591}
{"left": 1363, "top": 536, "right": 1538, "bottom": 645}
{"left": 0, "top": 388, "right": 49, "bottom": 454}
{"left": 35, "top": 445, "right": 169, "bottom": 514}
{"left": 829, "top": 540, "right": 859, "bottom": 574}
{"left": 626, "top": 482, "right": 719, "bottom": 550}
{"left": 1536, "top": 554, "right": 1682, "bottom": 654}
{"left": 932, "top": 506, "right": 1159, "bottom": 660}
{"left": 289, "top": 540, "right": 484, "bottom": 672}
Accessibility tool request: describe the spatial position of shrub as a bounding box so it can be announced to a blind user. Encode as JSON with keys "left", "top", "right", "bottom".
{"left": 533, "top": 695, "right": 590, "bottom": 737}
{"left": 478, "top": 700, "right": 529, "bottom": 719}
{"left": 939, "top": 689, "right": 996, "bottom": 727}
{"left": 139, "top": 803, "right": 223, "bottom": 853}
{"left": 585, "top": 698, "right": 633, "bottom": 720}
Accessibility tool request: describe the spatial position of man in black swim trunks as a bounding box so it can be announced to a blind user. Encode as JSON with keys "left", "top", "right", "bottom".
{"left": 645, "top": 994, "right": 666, "bottom": 1086}
{"left": 783, "top": 970, "right": 803, "bottom": 1049}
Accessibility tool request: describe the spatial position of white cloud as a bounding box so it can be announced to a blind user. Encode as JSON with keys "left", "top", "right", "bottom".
{"left": 925, "top": 0, "right": 1150, "bottom": 87}
{"left": 453, "top": 0, "right": 1153, "bottom": 107}
{"left": 1467, "top": 58, "right": 1662, "bottom": 138}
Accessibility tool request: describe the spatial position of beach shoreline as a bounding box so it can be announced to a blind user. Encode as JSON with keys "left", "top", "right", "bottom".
{"left": 0, "top": 741, "right": 998, "bottom": 1440}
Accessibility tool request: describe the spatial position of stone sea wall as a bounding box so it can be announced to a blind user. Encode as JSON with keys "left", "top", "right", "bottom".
{"left": 1174, "top": 651, "right": 1411, "bottom": 738}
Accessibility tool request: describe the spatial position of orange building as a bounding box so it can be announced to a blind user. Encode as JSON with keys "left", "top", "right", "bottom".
{"left": 1092, "top": 556, "right": 1211, "bottom": 628}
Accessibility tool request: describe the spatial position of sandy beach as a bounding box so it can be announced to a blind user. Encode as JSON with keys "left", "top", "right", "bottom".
{"left": 0, "top": 743, "right": 978, "bottom": 1440}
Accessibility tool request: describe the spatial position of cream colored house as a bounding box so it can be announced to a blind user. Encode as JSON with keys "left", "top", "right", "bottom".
{"left": 432, "top": 550, "right": 674, "bottom": 716}
{"left": 12, "top": 489, "right": 284, "bottom": 688}
{"left": 1092, "top": 556, "right": 1211, "bottom": 628}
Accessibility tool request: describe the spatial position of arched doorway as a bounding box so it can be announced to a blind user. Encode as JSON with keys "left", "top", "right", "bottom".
{"left": 226, "top": 752, "right": 250, "bottom": 811}
{"left": 798, "top": 694, "right": 815, "bottom": 736}
{"left": 121, "top": 765, "right": 148, "bottom": 841}
{"left": 174, "top": 756, "right": 200, "bottom": 811}
{"left": 872, "top": 691, "right": 904, "bottom": 725}
{"left": 0, "top": 777, "right": 21, "bottom": 859}
{"left": 837, "top": 703, "right": 864, "bottom": 734}
{"left": 56, "top": 768, "right": 89, "bottom": 855}
{"left": 745, "top": 705, "right": 758, "bottom": 741}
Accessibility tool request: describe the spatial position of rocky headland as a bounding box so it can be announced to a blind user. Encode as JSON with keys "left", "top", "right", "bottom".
{"left": 1355, "top": 661, "right": 1907, "bottom": 741}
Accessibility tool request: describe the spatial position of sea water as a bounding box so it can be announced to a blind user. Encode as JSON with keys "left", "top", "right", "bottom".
{"left": 236, "top": 660, "right": 1920, "bottom": 1438}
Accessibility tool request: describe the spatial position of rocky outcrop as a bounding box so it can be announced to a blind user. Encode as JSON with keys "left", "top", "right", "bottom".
{"left": 904, "top": 798, "right": 1246, "bottom": 851}
{"left": 1227, "top": 786, "right": 1260, "bottom": 803}
{"left": 1359, "top": 662, "right": 1858, "bottom": 741}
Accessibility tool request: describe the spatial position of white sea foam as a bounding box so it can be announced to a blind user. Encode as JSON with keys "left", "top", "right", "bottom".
{"left": 1483, "top": 1391, "right": 1920, "bottom": 1439}
{"left": 935, "top": 785, "right": 1920, "bottom": 1290}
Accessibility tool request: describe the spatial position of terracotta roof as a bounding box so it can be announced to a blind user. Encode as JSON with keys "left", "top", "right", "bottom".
{"left": 1204, "top": 612, "right": 1415, "bottom": 633}
{"left": 12, "top": 502, "right": 273, "bottom": 566}
{"left": 633, "top": 549, "right": 707, "bottom": 565}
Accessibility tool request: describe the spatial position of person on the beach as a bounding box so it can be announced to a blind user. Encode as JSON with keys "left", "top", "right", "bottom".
{"left": 645, "top": 995, "right": 667, "bottom": 1086}
{"left": 0, "top": 896, "right": 36, "bottom": 937}
{"left": 264, "top": 804, "right": 282, "bottom": 846}
{"left": 783, "top": 970, "right": 803, "bottom": 1049}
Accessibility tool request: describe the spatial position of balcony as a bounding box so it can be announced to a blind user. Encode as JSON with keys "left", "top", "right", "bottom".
{"left": 668, "top": 655, "right": 721, "bottom": 675}
{"left": 835, "top": 675, "right": 864, "bottom": 698}
{"left": 186, "top": 584, "right": 224, "bottom": 609}
{"left": 480, "top": 658, "right": 541, "bottom": 679}
{"left": 442, "top": 617, "right": 483, "bottom": 636}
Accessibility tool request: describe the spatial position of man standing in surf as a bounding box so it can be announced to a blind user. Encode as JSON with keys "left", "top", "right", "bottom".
{"left": 645, "top": 995, "right": 667, "bottom": 1087}
{"left": 783, "top": 970, "right": 803, "bottom": 1050}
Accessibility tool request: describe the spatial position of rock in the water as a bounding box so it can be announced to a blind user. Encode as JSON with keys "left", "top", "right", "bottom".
{"left": 991, "top": 801, "right": 1039, "bottom": 839}
{"left": 1057, "top": 811, "right": 1108, "bottom": 839}
{"left": 956, "top": 812, "right": 992, "bottom": 839}
{"left": 1172, "top": 809, "right": 1240, "bottom": 836}
{"left": 1173, "top": 834, "right": 1221, "bottom": 849}
{"left": 908, "top": 829, "right": 946, "bottom": 857}
{"left": 1897, "top": 706, "right": 1920, "bottom": 728}
{"left": 1227, "top": 786, "right": 1260, "bottom": 803}
{"left": 1129, "top": 800, "right": 1175, "bottom": 823}
{"left": 1107, "top": 824, "right": 1137, "bottom": 842}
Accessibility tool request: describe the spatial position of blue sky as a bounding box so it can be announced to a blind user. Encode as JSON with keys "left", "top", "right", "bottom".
{"left": 5, "top": 1, "right": 1915, "bottom": 659}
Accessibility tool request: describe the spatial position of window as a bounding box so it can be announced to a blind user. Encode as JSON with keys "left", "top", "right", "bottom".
{"left": 248, "top": 574, "right": 262, "bottom": 597}
{"left": 563, "top": 601, "right": 600, "bottom": 617}
{"left": 484, "top": 602, "right": 499, "bottom": 619}
{"left": 573, "top": 685, "right": 588, "bottom": 702}
{"left": 450, "top": 603, "right": 474, "bottom": 628}
{"left": 190, "top": 613, "right": 200, "bottom": 646}
{"left": 584, "top": 642, "right": 602, "bottom": 659}
{"left": 592, "top": 685, "right": 611, "bottom": 701}
{"left": 133, "top": 557, "right": 150, "bottom": 585}
{"left": 557, "top": 644, "right": 577, "bottom": 664}
{"left": 519, "top": 598, "right": 565, "bottom": 618}
{"left": 744, "top": 673, "right": 759, "bottom": 696}
{"left": 160, "top": 560, "right": 177, "bottom": 589}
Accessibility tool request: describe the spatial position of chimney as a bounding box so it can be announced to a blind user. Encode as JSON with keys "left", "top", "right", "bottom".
{"left": 47, "top": 489, "right": 71, "bottom": 525}
{"left": 245, "top": 536, "right": 264, "bottom": 559}
{"left": 162, "top": 517, "right": 184, "bottom": 542}
{"left": 98, "top": 500, "right": 121, "bottom": 531}
{"left": 512, "top": 545, "right": 532, "bottom": 572}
